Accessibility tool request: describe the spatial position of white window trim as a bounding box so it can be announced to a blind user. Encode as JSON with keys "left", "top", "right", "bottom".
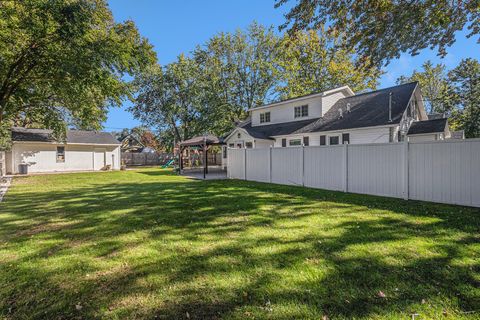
{"left": 289, "top": 138, "right": 302, "bottom": 146}
{"left": 328, "top": 135, "right": 340, "bottom": 145}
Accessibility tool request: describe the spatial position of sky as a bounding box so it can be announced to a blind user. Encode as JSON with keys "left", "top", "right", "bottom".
{"left": 103, "top": 0, "right": 480, "bottom": 131}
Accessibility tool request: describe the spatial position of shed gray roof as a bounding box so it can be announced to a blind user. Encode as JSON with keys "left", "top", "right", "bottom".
{"left": 11, "top": 127, "right": 120, "bottom": 145}
{"left": 407, "top": 118, "right": 448, "bottom": 135}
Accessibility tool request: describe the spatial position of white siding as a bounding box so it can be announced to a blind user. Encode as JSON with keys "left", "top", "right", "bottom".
{"left": 10, "top": 143, "right": 120, "bottom": 174}
{"left": 408, "top": 134, "right": 438, "bottom": 142}
{"left": 251, "top": 89, "right": 350, "bottom": 127}
{"left": 349, "top": 126, "right": 391, "bottom": 144}
{"left": 321, "top": 91, "right": 348, "bottom": 114}
{"left": 251, "top": 96, "right": 323, "bottom": 126}
{"left": 273, "top": 126, "right": 393, "bottom": 147}
{"left": 224, "top": 128, "right": 253, "bottom": 148}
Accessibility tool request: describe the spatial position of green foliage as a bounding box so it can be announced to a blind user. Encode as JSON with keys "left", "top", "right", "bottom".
{"left": 275, "top": 0, "right": 479, "bottom": 67}
{"left": 276, "top": 30, "right": 381, "bottom": 99}
{"left": 397, "top": 61, "right": 456, "bottom": 115}
{"left": 1, "top": 168, "right": 479, "bottom": 319}
{"left": 194, "top": 23, "right": 280, "bottom": 132}
{"left": 398, "top": 58, "right": 480, "bottom": 138}
{"left": 448, "top": 58, "right": 480, "bottom": 138}
{"left": 0, "top": 0, "right": 156, "bottom": 147}
{"left": 131, "top": 23, "right": 381, "bottom": 146}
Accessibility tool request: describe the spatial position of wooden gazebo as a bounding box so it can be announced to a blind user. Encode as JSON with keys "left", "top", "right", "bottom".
{"left": 178, "top": 135, "right": 224, "bottom": 178}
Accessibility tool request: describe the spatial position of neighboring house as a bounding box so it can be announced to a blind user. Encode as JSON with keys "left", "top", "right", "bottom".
{"left": 222, "top": 82, "right": 456, "bottom": 167}
{"left": 5, "top": 127, "right": 121, "bottom": 174}
{"left": 119, "top": 133, "right": 145, "bottom": 153}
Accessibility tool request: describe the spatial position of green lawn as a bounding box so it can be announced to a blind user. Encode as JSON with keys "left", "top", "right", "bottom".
{"left": 0, "top": 168, "right": 479, "bottom": 319}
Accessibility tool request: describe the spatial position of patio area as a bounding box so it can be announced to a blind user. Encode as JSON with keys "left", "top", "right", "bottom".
{"left": 180, "top": 166, "right": 227, "bottom": 180}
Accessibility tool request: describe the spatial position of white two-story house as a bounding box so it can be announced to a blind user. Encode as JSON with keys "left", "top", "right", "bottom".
{"left": 222, "top": 82, "right": 453, "bottom": 166}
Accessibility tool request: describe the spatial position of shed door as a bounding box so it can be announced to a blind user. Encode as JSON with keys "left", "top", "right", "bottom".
{"left": 94, "top": 149, "right": 106, "bottom": 170}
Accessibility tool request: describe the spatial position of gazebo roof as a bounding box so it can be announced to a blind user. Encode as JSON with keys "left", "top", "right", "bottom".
{"left": 179, "top": 134, "right": 224, "bottom": 147}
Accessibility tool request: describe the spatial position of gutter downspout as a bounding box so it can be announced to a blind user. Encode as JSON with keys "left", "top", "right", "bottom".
{"left": 388, "top": 92, "right": 393, "bottom": 123}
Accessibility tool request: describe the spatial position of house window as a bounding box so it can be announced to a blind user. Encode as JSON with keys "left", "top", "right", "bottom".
{"left": 294, "top": 105, "right": 308, "bottom": 118}
{"left": 329, "top": 136, "right": 339, "bottom": 145}
{"left": 342, "top": 133, "right": 350, "bottom": 144}
{"left": 245, "top": 142, "right": 253, "bottom": 148}
{"left": 237, "top": 133, "right": 241, "bottom": 139}
{"left": 56, "top": 146, "right": 65, "bottom": 163}
{"left": 228, "top": 143, "right": 234, "bottom": 148}
{"left": 223, "top": 146, "right": 227, "bottom": 158}
{"left": 303, "top": 136, "right": 309, "bottom": 146}
{"left": 320, "top": 135, "right": 326, "bottom": 146}
{"left": 260, "top": 112, "right": 270, "bottom": 123}
{"left": 289, "top": 139, "right": 302, "bottom": 146}
{"left": 281, "top": 138, "right": 287, "bottom": 147}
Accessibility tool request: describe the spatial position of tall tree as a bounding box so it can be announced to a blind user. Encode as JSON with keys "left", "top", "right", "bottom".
{"left": 0, "top": 0, "right": 156, "bottom": 147}
{"left": 397, "top": 61, "right": 455, "bottom": 115}
{"left": 193, "top": 22, "right": 279, "bottom": 134}
{"left": 275, "top": 0, "right": 479, "bottom": 66}
{"left": 130, "top": 55, "right": 203, "bottom": 144}
{"left": 448, "top": 58, "right": 480, "bottom": 138}
{"left": 276, "top": 30, "right": 381, "bottom": 99}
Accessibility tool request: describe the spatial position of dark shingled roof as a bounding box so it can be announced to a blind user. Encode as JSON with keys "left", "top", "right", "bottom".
{"left": 303, "top": 82, "right": 418, "bottom": 133}
{"left": 11, "top": 127, "right": 120, "bottom": 145}
{"left": 232, "top": 82, "right": 419, "bottom": 139}
{"left": 238, "top": 117, "right": 320, "bottom": 140}
{"left": 407, "top": 118, "right": 448, "bottom": 135}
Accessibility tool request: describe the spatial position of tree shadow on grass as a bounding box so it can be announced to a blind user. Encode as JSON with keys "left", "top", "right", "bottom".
{"left": 0, "top": 173, "right": 479, "bottom": 319}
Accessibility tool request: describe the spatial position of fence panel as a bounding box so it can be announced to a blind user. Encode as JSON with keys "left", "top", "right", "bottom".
{"left": 347, "top": 143, "right": 404, "bottom": 198}
{"left": 246, "top": 148, "right": 270, "bottom": 183}
{"left": 409, "top": 139, "right": 480, "bottom": 207}
{"left": 121, "top": 152, "right": 172, "bottom": 166}
{"left": 271, "top": 147, "right": 303, "bottom": 186}
{"left": 227, "top": 148, "right": 245, "bottom": 179}
{"left": 227, "top": 139, "right": 480, "bottom": 208}
{"left": 304, "top": 146, "right": 344, "bottom": 191}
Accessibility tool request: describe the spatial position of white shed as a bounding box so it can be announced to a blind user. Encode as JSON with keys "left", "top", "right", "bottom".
{"left": 5, "top": 127, "right": 121, "bottom": 174}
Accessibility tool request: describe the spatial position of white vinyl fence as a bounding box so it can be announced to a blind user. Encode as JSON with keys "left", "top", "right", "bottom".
{"left": 227, "top": 139, "right": 480, "bottom": 207}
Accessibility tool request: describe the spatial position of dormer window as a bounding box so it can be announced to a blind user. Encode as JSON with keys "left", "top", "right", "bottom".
{"left": 260, "top": 112, "right": 270, "bottom": 123}
{"left": 294, "top": 105, "right": 308, "bottom": 118}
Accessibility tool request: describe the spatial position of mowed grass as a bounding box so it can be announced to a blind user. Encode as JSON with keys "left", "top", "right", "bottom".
{"left": 0, "top": 168, "right": 479, "bottom": 319}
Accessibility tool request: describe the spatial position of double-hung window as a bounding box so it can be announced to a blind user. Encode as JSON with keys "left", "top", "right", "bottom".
{"left": 260, "top": 112, "right": 271, "bottom": 123}
{"left": 329, "top": 136, "right": 339, "bottom": 145}
{"left": 342, "top": 133, "right": 350, "bottom": 144}
{"left": 320, "top": 135, "right": 326, "bottom": 146}
{"left": 294, "top": 105, "right": 308, "bottom": 118}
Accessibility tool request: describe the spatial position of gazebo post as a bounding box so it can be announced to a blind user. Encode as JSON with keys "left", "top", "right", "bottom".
{"left": 203, "top": 136, "right": 208, "bottom": 179}
{"left": 179, "top": 146, "right": 183, "bottom": 172}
